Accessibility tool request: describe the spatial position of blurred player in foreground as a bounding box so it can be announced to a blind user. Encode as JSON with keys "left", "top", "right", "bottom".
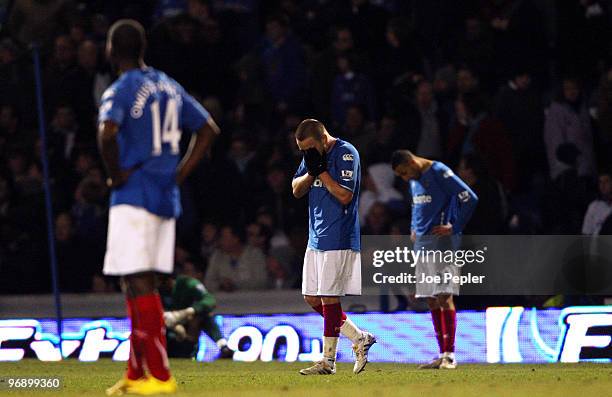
{"left": 99, "top": 19, "right": 219, "bottom": 395}
{"left": 292, "top": 119, "right": 376, "bottom": 375}
{"left": 159, "top": 272, "right": 234, "bottom": 359}
{"left": 391, "top": 150, "right": 477, "bottom": 369}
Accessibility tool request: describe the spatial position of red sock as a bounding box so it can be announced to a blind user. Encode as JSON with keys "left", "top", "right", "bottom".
{"left": 443, "top": 309, "right": 456, "bottom": 353}
{"left": 322, "top": 303, "right": 343, "bottom": 337}
{"left": 431, "top": 308, "right": 445, "bottom": 354}
{"left": 133, "top": 293, "right": 171, "bottom": 381}
{"left": 126, "top": 298, "right": 145, "bottom": 380}
{"left": 313, "top": 304, "right": 346, "bottom": 322}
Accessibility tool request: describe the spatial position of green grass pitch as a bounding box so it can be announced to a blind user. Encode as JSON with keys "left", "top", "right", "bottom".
{"left": 1, "top": 359, "right": 611, "bottom": 397}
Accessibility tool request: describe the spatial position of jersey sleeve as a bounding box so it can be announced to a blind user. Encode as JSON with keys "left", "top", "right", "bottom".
{"left": 181, "top": 90, "right": 211, "bottom": 132}
{"left": 336, "top": 146, "right": 359, "bottom": 192}
{"left": 98, "top": 85, "right": 127, "bottom": 126}
{"left": 293, "top": 158, "right": 307, "bottom": 179}
{"left": 433, "top": 163, "right": 479, "bottom": 234}
{"left": 409, "top": 182, "right": 417, "bottom": 232}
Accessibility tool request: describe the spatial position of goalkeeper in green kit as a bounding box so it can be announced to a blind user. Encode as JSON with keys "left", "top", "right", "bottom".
{"left": 159, "top": 273, "right": 234, "bottom": 359}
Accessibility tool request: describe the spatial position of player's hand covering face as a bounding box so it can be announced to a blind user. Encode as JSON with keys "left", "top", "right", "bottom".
{"left": 303, "top": 147, "right": 327, "bottom": 177}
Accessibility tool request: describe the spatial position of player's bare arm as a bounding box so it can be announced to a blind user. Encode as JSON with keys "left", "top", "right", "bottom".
{"left": 431, "top": 224, "right": 453, "bottom": 236}
{"left": 98, "top": 120, "right": 131, "bottom": 188}
{"left": 318, "top": 172, "right": 353, "bottom": 205}
{"left": 176, "top": 118, "right": 220, "bottom": 185}
{"left": 292, "top": 173, "right": 315, "bottom": 198}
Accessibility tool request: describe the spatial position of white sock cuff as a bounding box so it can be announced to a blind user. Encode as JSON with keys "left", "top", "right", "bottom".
{"left": 340, "top": 317, "right": 363, "bottom": 343}
{"left": 323, "top": 336, "right": 339, "bottom": 361}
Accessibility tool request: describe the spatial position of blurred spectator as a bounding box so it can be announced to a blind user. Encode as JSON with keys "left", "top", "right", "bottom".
{"left": 362, "top": 114, "right": 400, "bottom": 165}
{"left": 456, "top": 66, "right": 480, "bottom": 95}
{"left": 73, "top": 39, "right": 111, "bottom": 112}
{"left": 48, "top": 104, "right": 80, "bottom": 162}
{"left": 342, "top": 0, "right": 387, "bottom": 52}
{"left": 359, "top": 163, "right": 404, "bottom": 224}
{"left": 205, "top": 224, "right": 268, "bottom": 292}
{"left": 330, "top": 52, "right": 376, "bottom": 129}
{"left": 255, "top": 207, "right": 291, "bottom": 250}
{"left": 0, "top": 39, "right": 26, "bottom": 111}
{"left": 45, "top": 35, "right": 78, "bottom": 111}
{"left": 311, "top": 26, "right": 368, "bottom": 123}
{"left": 448, "top": 91, "right": 516, "bottom": 191}
{"left": 339, "top": 104, "right": 376, "bottom": 151}
{"left": 544, "top": 77, "right": 596, "bottom": 179}
{"left": 200, "top": 222, "right": 218, "bottom": 261}
{"left": 556, "top": 0, "right": 610, "bottom": 85}
{"left": 482, "top": 0, "right": 548, "bottom": 86}
{"left": 8, "top": 0, "right": 77, "bottom": 48}
{"left": 246, "top": 222, "right": 294, "bottom": 289}
{"left": 0, "top": 103, "right": 24, "bottom": 152}
{"left": 255, "top": 163, "right": 306, "bottom": 232}
{"left": 545, "top": 143, "right": 592, "bottom": 234}
{"left": 582, "top": 170, "right": 612, "bottom": 235}
{"left": 376, "top": 16, "right": 422, "bottom": 97}
{"left": 361, "top": 201, "right": 391, "bottom": 235}
{"left": 457, "top": 154, "right": 507, "bottom": 234}
{"left": 432, "top": 64, "right": 457, "bottom": 118}
{"left": 494, "top": 67, "right": 545, "bottom": 190}
{"left": 71, "top": 176, "right": 106, "bottom": 268}
{"left": 450, "top": 14, "right": 493, "bottom": 90}
{"left": 595, "top": 68, "right": 612, "bottom": 164}
{"left": 407, "top": 80, "right": 449, "bottom": 159}
{"left": 257, "top": 13, "right": 308, "bottom": 112}
{"left": 56, "top": 212, "right": 94, "bottom": 292}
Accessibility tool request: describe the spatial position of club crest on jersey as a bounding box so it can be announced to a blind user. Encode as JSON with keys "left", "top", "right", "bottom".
{"left": 342, "top": 153, "right": 354, "bottom": 161}
{"left": 341, "top": 170, "right": 353, "bottom": 181}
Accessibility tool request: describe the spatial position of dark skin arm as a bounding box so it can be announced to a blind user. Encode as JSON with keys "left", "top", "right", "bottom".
{"left": 176, "top": 118, "right": 220, "bottom": 185}
{"left": 98, "top": 120, "right": 131, "bottom": 188}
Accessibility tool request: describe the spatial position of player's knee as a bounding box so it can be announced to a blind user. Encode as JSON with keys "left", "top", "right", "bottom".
{"left": 437, "top": 294, "right": 453, "bottom": 309}
{"left": 320, "top": 296, "right": 339, "bottom": 305}
{"left": 303, "top": 295, "right": 320, "bottom": 307}
{"left": 123, "top": 272, "right": 156, "bottom": 297}
{"left": 427, "top": 297, "right": 440, "bottom": 310}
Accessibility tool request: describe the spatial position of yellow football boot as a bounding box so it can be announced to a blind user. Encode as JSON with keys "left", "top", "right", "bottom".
{"left": 125, "top": 375, "right": 178, "bottom": 395}
{"left": 106, "top": 377, "right": 148, "bottom": 396}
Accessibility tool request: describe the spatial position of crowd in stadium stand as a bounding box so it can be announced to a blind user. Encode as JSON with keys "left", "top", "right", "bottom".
{"left": 0, "top": 0, "right": 612, "bottom": 299}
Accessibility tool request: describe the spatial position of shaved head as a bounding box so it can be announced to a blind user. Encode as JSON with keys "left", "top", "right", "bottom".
{"left": 107, "top": 19, "right": 146, "bottom": 63}
{"left": 295, "top": 119, "right": 326, "bottom": 142}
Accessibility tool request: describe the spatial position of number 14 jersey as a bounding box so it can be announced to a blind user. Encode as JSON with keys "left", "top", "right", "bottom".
{"left": 98, "top": 67, "right": 210, "bottom": 218}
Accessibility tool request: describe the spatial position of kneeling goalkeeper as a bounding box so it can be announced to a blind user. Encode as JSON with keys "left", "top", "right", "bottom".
{"left": 159, "top": 273, "right": 234, "bottom": 359}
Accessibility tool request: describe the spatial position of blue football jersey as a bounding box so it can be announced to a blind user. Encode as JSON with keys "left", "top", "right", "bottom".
{"left": 98, "top": 67, "right": 210, "bottom": 218}
{"left": 293, "top": 139, "right": 361, "bottom": 251}
{"left": 410, "top": 161, "right": 478, "bottom": 237}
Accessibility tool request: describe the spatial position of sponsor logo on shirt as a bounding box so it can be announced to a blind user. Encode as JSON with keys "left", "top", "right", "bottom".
{"left": 413, "top": 194, "right": 433, "bottom": 204}
{"left": 341, "top": 170, "right": 353, "bottom": 181}
{"left": 313, "top": 178, "right": 323, "bottom": 187}
{"left": 342, "top": 153, "right": 354, "bottom": 161}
